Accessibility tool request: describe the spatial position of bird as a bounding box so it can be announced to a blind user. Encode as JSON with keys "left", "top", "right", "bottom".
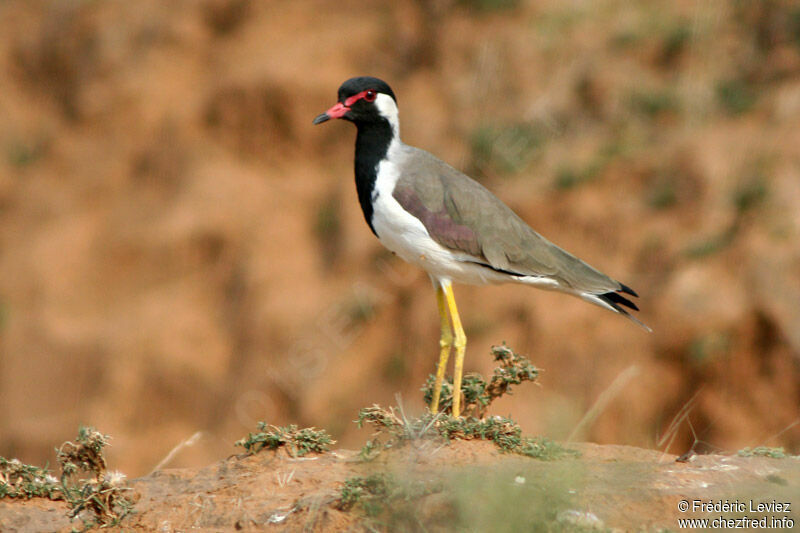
{"left": 313, "top": 76, "right": 650, "bottom": 418}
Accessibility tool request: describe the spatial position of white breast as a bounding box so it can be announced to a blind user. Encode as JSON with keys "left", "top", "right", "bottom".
{"left": 369, "top": 143, "right": 508, "bottom": 286}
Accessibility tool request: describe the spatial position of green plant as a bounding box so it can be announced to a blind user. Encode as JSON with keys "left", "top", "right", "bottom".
{"left": 519, "top": 436, "right": 580, "bottom": 460}
{"left": 235, "top": 423, "right": 335, "bottom": 457}
{"left": 422, "top": 344, "right": 539, "bottom": 418}
{"left": 357, "top": 345, "right": 575, "bottom": 461}
{"left": 1, "top": 427, "right": 133, "bottom": 529}
{"left": 440, "top": 416, "right": 579, "bottom": 460}
{"left": 356, "top": 404, "right": 441, "bottom": 460}
{"left": 738, "top": 446, "right": 790, "bottom": 459}
{"left": 56, "top": 426, "right": 134, "bottom": 529}
{"left": 0, "top": 457, "right": 61, "bottom": 500}
{"left": 338, "top": 474, "right": 392, "bottom": 515}
{"left": 337, "top": 472, "right": 446, "bottom": 531}
{"left": 438, "top": 415, "right": 523, "bottom": 451}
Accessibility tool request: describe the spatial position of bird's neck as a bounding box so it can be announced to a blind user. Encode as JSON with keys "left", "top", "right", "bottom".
{"left": 354, "top": 118, "right": 398, "bottom": 236}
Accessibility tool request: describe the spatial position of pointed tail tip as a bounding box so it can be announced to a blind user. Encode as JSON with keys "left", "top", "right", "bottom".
{"left": 618, "top": 282, "right": 639, "bottom": 298}
{"left": 630, "top": 314, "right": 653, "bottom": 333}
{"left": 594, "top": 289, "right": 652, "bottom": 332}
{"left": 612, "top": 301, "right": 652, "bottom": 332}
{"left": 615, "top": 283, "right": 651, "bottom": 332}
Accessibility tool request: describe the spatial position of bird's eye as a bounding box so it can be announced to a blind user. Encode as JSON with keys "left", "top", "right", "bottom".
{"left": 364, "top": 89, "right": 377, "bottom": 102}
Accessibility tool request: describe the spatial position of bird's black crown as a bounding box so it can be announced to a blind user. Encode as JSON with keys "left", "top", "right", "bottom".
{"left": 337, "top": 76, "right": 396, "bottom": 104}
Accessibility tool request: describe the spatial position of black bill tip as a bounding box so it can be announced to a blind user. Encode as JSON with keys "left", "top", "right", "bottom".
{"left": 312, "top": 112, "right": 330, "bottom": 125}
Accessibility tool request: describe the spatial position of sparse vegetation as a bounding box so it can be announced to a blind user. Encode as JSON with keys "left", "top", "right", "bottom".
{"left": 356, "top": 345, "right": 577, "bottom": 463}
{"left": 336, "top": 472, "right": 446, "bottom": 531}
{"left": 0, "top": 457, "right": 61, "bottom": 500}
{"left": 56, "top": 426, "right": 134, "bottom": 530}
{"left": 553, "top": 138, "right": 629, "bottom": 191}
{"left": 338, "top": 473, "right": 435, "bottom": 515}
{"left": 235, "top": 423, "right": 335, "bottom": 457}
{"left": 684, "top": 162, "right": 771, "bottom": 259}
{"left": 1, "top": 427, "right": 135, "bottom": 530}
{"left": 338, "top": 474, "right": 391, "bottom": 514}
{"left": 3, "top": 388, "right": 798, "bottom": 531}
{"left": 737, "top": 446, "right": 791, "bottom": 459}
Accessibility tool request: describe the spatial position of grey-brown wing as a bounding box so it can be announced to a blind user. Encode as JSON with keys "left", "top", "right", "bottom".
{"left": 392, "top": 146, "right": 622, "bottom": 294}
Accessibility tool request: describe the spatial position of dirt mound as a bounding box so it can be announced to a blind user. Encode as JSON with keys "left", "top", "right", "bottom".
{"left": 1, "top": 0, "right": 799, "bottom": 492}
{"left": 3, "top": 438, "right": 798, "bottom": 532}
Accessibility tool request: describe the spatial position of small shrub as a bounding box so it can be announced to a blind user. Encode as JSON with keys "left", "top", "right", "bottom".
{"left": 0, "top": 457, "right": 61, "bottom": 500}
{"left": 337, "top": 471, "right": 445, "bottom": 530}
{"left": 57, "top": 426, "right": 134, "bottom": 529}
{"left": 2, "top": 426, "right": 133, "bottom": 530}
{"left": 235, "top": 423, "right": 334, "bottom": 457}
{"left": 422, "top": 344, "right": 539, "bottom": 418}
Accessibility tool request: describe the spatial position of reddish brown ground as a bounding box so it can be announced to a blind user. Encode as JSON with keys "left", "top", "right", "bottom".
{"left": 2, "top": 440, "right": 799, "bottom": 532}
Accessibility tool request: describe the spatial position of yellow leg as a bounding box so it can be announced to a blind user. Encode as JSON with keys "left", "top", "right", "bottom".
{"left": 442, "top": 282, "right": 467, "bottom": 418}
{"left": 430, "top": 285, "right": 453, "bottom": 414}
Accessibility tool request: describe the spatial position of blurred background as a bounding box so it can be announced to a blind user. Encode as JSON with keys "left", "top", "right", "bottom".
{"left": 1, "top": 0, "right": 799, "bottom": 477}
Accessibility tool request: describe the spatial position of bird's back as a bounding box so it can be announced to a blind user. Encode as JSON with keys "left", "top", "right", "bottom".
{"left": 392, "top": 144, "right": 623, "bottom": 295}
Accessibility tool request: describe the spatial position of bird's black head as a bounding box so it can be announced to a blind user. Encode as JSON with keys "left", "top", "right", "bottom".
{"left": 313, "top": 76, "right": 398, "bottom": 126}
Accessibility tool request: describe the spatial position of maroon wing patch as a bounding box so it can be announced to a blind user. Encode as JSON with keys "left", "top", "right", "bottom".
{"left": 392, "top": 186, "right": 482, "bottom": 258}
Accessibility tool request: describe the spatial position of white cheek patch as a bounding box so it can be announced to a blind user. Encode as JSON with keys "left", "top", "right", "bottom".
{"left": 374, "top": 93, "right": 400, "bottom": 135}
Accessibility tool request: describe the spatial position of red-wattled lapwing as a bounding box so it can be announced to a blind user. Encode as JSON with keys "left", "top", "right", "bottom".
{"left": 314, "top": 76, "right": 650, "bottom": 418}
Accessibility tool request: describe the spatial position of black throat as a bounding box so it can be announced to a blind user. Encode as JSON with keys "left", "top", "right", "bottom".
{"left": 353, "top": 118, "right": 395, "bottom": 236}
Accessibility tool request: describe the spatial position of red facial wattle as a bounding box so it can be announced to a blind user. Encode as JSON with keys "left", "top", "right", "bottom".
{"left": 313, "top": 89, "right": 377, "bottom": 125}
